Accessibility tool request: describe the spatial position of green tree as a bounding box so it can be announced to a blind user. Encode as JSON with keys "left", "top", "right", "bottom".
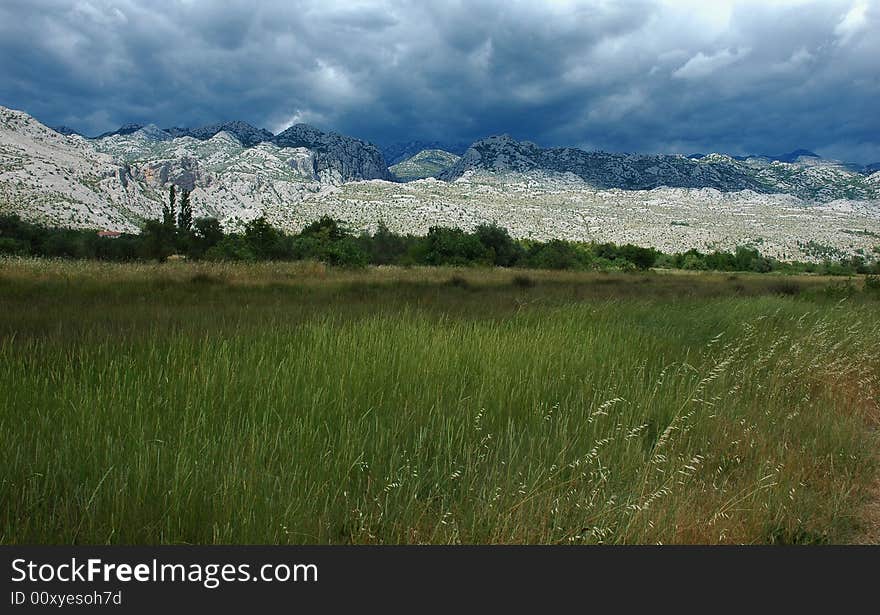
{"left": 526, "top": 239, "right": 585, "bottom": 270}
{"left": 204, "top": 235, "right": 256, "bottom": 261}
{"left": 184, "top": 217, "right": 224, "bottom": 259}
{"left": 475, "top": 223, "right": 523, "bottom": 267}
{"left": 244, "top": 216, "right": 287, "bottom": 260}
{"left": 423, "top": 226, "right": 492, "bottom": 266}
{"left": 194, "top": 217, "right": 223, "bottom": 244}
{"left": 618, "top": 244, "right": 658, "bottom": 270}
{"left": 368, "top": 221, "right": 408, "bottom": 265}
{"left": 300, "top": 216, "right": 349, "bottom": 241}
{"left": 0, "top": 237, "right": 29, "bottom": 256}
{"left": 177, "top": 188, "right": 193, "bottom": 233}
{"left": 140, "top": 219, "right": 175, "bottom": 262}
{"left": 162, "top": 185, "right": 177, "bottom": 230}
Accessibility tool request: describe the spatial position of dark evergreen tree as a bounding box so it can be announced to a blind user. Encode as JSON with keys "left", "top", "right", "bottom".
{"left": 177, "top": 189, "right": 193, "bottom": 233}
{"left": 162, "top": 185, "right": 177, "bottom": 229}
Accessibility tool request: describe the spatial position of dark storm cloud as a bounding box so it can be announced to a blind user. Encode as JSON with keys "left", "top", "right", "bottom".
{"left": 0, "top": 0, "right": 877, "bottom": 162}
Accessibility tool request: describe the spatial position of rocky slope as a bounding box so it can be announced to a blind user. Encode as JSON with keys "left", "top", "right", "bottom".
{"left": 302, "top": 171, "right": 880, "bottom": 262}
{"left": 440, "top": 136, "right": 880, "bottom": 201}
{"left": 273, "top": 123, "right": 392, "bottom": 182}
{"left": 381, "top": 140, "right": 470, "bottom": 166}
{"left": 0, "top": 106, "right": 326, "bottom": 231}
{"left": 170, "top": 121, "right": 275, "bottom": 147}
{"left": 89, "top": 119, "right": 390, "bottom": 180}
{"left": 390, "top": 149, "right": 460, "bottom": 180}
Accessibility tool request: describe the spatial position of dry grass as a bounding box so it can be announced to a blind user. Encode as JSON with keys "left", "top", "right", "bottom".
{"left": 1, "top": 258, "right": 878, "bottom": 544}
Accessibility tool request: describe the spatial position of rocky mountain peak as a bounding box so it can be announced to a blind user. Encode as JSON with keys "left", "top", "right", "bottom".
{"left": 132, "top": 124, "right": 172, "bottom": 141}
{"left": 52, "top": 126, "right": 82, "bottom": 137}
{"left": 273, "top": 123, "right": 392, "bottom": 181}
{"left": 97, "top": 123, "right": 145, "bottom": 139}
{"left": 185, "top": 121, "right": 273, "bottom": 147}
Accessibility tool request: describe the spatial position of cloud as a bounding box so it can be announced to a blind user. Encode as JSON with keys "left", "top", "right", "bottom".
{"left": 835, "top": 0, "right": 869, "bottom": 44}
{"left": 0, "top": 0, "right": 877, "bottom": 162}
{"left": 673, "top": 48, "right": 751, "bottom": 79}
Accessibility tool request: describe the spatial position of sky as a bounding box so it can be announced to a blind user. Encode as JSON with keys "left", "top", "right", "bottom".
{"left": 0, "top": 0, "right": 878, "bottom": 162}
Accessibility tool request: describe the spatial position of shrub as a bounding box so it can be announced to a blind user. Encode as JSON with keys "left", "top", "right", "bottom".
{"left": 527, "top": 240, "right": 587, "bottom": 270}
{"left": 244, "top": 216, "right": 288, "bottom": 260}
{"left": 424, "top": 227, "right": 492, "bottom": 266}
{"left": 681, "top": 254, "right": 707, "bottom": 270}
{"left": 204, "top": 235, "right": 256, "bottom": 261}
{"left": 0, "top": 237, "right": 30, "bottom": 256}
{"left": 366, "top": 222, "right": 408, "bottom": 265}
{"left": 475, "top": 223, "right": 523, "bottom": 267}
{"left": 618, "top": 244, "right": 658, "bottom": 270}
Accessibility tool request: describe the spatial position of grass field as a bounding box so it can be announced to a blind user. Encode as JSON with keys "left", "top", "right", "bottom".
{"left": 1, "top": 258, "right": 878, "bottom": 544}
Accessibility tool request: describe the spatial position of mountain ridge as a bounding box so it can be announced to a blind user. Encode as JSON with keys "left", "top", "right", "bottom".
{"left": 440, "top": 135, "right": 879, "bottom": 201}
{"left": 77, "top": 118, "right": 392, "bottom": 182}
{"left": 3, "top": 105, "right": 879, "bottom": 262}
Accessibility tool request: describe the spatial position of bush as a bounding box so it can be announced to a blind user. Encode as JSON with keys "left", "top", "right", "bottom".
{"left": 41, "top": 232, "right": 84, "bottom": 258}
{"left": 681, "top": 254, "right": 707, "bottom": 270}
{"left": 424, "top": 227, "right": 492, "bottom": 266}
{"left": 204, "top": 235, "right": 256, "bottom": 261}
{"left": 300, "top": 216, "right": 349, "bottom": 241}
{"left": 527, "top": 240, "right": 587, "bottom": 270}
{"left": 366, "top": 222, "right": 408, "bottom": 265}
{"left": 188, "top": 217, "right": 224, "bottom": 259}
{"left": 139, "top": 220, "right": 176, "bottom": 262}
{"left": 0, "top": 237, "right": 30, "bottom": 256}
{"left": 244, "top": 217, "right": 289, "bottom": 260}
{"left": 475, "top": 223, "right": 523, "bottom": 267}
{"left": 618, "top": 244, "right": 657, "bottom": 270}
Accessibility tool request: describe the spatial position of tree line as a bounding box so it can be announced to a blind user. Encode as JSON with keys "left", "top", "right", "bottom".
{"left": 1, "top": 186, "right": 878, "bottom": 275}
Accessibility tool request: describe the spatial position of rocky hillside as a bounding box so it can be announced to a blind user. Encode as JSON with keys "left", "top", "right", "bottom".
{"left": 273, "top": 124, "right": 392, "bottom": 182}
{"left": 440, "top": 135, "right": 880, "bottom": 201}
{"left": 381, "top": 141, "right": 470, "bottom": 165}
{"left": 390, "top": 149, "right": 460, "bottom": 180}
{"left": 89, "top": 118, "right": 390, "bottom": 181}
{"left": 171, "top": 121, "right": 275, "bottom": 147}
{"left": 0, "top": 106, "right": 326, "bottom": 231}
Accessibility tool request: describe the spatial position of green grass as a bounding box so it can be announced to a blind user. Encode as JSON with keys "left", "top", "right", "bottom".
{"left": 0, "top": 259, "right": 878, "bottom": 544}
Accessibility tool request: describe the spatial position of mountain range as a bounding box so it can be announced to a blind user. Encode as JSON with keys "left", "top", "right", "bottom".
{"left": 89, "top": 119, "right": 392, "bottom": 182}
{"left": 2, "top": 105, "right": 879, "bottom": 239}
{"left": 440, "top": 135, "right": 880, "bottom": 201}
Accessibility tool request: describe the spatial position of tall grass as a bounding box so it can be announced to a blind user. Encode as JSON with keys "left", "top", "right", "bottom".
{"left": 1, "top": 259, "right": 878, "bottom": 543}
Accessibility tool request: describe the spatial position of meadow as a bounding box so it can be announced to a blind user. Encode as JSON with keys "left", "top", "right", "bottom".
{"left": 1, "top": 258, "right": 878, "bottom": 544}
